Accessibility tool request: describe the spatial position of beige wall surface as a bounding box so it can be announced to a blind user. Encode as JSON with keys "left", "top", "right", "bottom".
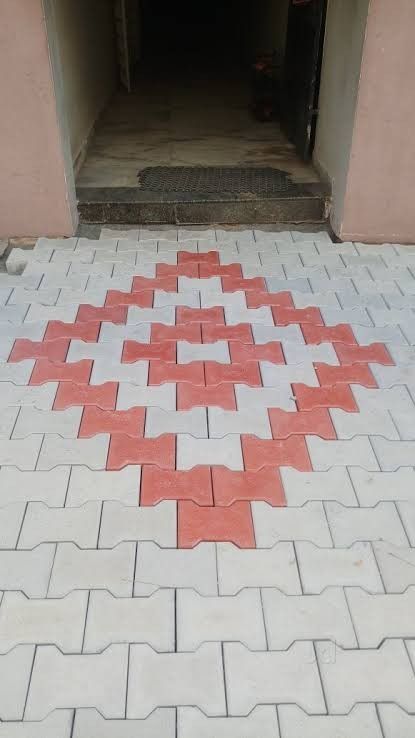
{"left": 341, "top": 0, "right": 415, "bottom": 243}
{"left": 52, "top": 0, "right": 117, "bottom": 163}
{"left": 0, "top": 0, "right": 76, "bottom": 237}
{"left": 313, "top": 0, "right": 370, "bottom": 234}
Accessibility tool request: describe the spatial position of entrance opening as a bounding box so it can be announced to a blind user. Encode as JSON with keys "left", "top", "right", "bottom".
{"left": 72, "top": 0, "right": 329, "bottom": 223}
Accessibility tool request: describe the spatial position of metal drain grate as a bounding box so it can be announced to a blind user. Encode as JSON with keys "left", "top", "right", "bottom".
{"left": 137, "top": 166, "right": 293, "bottom": 194}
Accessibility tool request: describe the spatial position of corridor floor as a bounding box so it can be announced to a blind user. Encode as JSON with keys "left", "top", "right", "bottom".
{"left": 0, "top": 227, "right": 415, "bottom": 736}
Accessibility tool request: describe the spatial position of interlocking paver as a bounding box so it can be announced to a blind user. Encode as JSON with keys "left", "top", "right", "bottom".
{"left": 37, "top": 434, "right": 110, "bottom": 470}
{"left": 134, "top": 542, "right": 217, "bottom": 595}
{"left": 177, "top": 435, "right": 243, "bottom": 470}
{"left": 281, "top": 467, "right": 358, "bottom": 505}
{"left": 316, "top": 639, "right": 415, "bottom": 713}
{"left": 66, "top": 466, "right": 140, "bottom": 505}
{"left": 178, "top": 706, "right": 280, "bottom": 738}
{"left": 208, "top": 407, "right": 272, "bottom": 438}
{"left": 378, "top": 704, "right": 415, "bottom": 738}
{"left": 278, "top": 705, "right": 383, "bottom": 738}
{"left": 252, "top": 501, "right": 332, "bottom": 546}
{"left": 371, "top": 437, "right": 415, "bottom": 470}
{"left": 19, "top": 501, "right": 101, "bottom": 548}
{"left": 0, "top": 646, "right": 35, "bottom": 720}
{"left": 296, "top": 541, "right": 384, "bottom": 593}
{"left": 0, "top": 467, "right": 70, "bottom": 506}
{"left": 25, "top": 645, "right": 128, "bottom": 720}
{"left": 48, "top": 542, "right": 136, "bottom": 597}
{"left": 349, "top": 467, "right": 415, "bottom": 504}
{"left": 176, "top": 589, "right": 266, "bottom": 650}
{"left": 72, "top": 709, "right": 176, "bottom": 738}
{"left": 12, "top": 406, "right": 82, "bottom": 438}
{"left": 0, "top": 711, "right": 73, "bottom": 737}
{"left": 307, "top": 436, "right": 379, "bottom": 470}
{"left": 346, "top": 587, "right": 415, "bottom": 647}
{"left": 0, "top": 545, "right": 55, "bottom": 597}
{"left": 217, "top": 542, "right": 301, "bottom": 594}
{"left": 99, "top": 500, "right": 176, "bottom": 546}
{"left": 224, "top": 642, "right": 325, "bottom": 715}
{"left": 373, "top": 541, "right": 415, "bottom": 592}
{"left": 262, "top": 587, "right": 357, "bottom": 648}
{"left": 84, "top": 590, "right": 174, "bottom": 653}
{"left": 0, "top": 503, "right": 26, "bottom": 548}
{"left": 325, "top": 501, "right": 408, "bottom": 545}
{"left": 0, "top": 591, "right": 87, "bottom": 652}
{"left": 128, "top": 644, "right": 226, "bottom": 718}
{"left": 145, "top": 407, "right": 207, "bottom": 437}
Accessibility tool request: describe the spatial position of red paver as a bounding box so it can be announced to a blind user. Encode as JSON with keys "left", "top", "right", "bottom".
{"left": 156, "top": 264, "right": 198, "bottom": 278}
{"left": 178, "top": 501, "right": 255, "bottom": 548}
{"left": 177, "top": 307, "right": 224, "bottom": 325}
{"left": 177, "top": 383, "right": 236, "bottom": 410}
{"left": 242, "top": 435, "right": 312, "bottom": 471}
{"left": 222, "top": 276, "right": 266, "bottom": 292}
{"left": 199, "top": 263, "right": 242, "bottom": 278}
{"left": 30, "top": 359, "right": 92, "bottom": 385}
{"left": 149, "top": 361, "right": 205, "bottom": 385}
{"left": 107, "top": 434, "right": 175, "bottom": 470}
{"left": 229, "top": 341, "right": 284, "bottom": 365}
{"left": 202, "top": 324, "right": 253, "bottom": 344}
{"left": 79, "top": 407, "right": 145, "bottom": 438}
{"left": 335, "top": 342, "right": 394, "bottom": 366}
{"left": 151, "top": 323, "right": 202, "bottom": 343}
{"left": 246, "top": 291, "right": 294, "bottom": 308}
{"left": 273, "top": 306, "right": 323, "bottom": 326}
{"left": 54, "top": 382, "right": 118, "bottom": 410}
{"left": 178, "top": 251, "right": 219, "bottom": 264}
{"left": 132, "top": 276, "right": 178, "bottom": 292}
{"left": 205, "top": 362, "right": 262, "bottom": 386}
{"left": 302, "top": 324, "right": 357, "bottom": 345}
{"left": 315, "top": 362, "right": 378, "bottom": 388}
{"left": 269, "top": 407, "right": 336, "bottom": 439}
{"left": 141, "top": 466, "right": 213, "bottom": 505}
{"left": 105, "top": 290, "right": 154, "bottom": 307}
{"left": 122, "top": 341, "right": 176, "bottom": 363}
{"left": 77, "top": 304, "right": 127, "bottom": 324}
{"left": 293, "top": 383, "right": 358, "bottom": 412}
{"left": 212, "top": 466, "right": 285, "bottom": 506}
{"left": 44, "top": 321, "right": 100, "bottom": 342}
{"left": 8, "top": 338, "right": 69, "bottom": 363}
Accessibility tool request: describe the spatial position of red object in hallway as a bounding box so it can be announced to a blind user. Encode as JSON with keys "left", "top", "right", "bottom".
{"left": 107, "top": 434, "right": 176, "bottom": 470}
{"left": 79, "top": 407, "right": 145, "bottom": 438}
{"left": 53, "top": 381, "right": 118, "bottom": 410}
{"left": 8, "top": 338, "right": 69, "bottom": 363}
{"left": 178, "top": 501, "right": 255, "bottom": 547}
{"left": 140, "top": 466, "right": 213, "bottom": 505}
{"left": 212, "top": 466, "right": 285, "bottom": 506}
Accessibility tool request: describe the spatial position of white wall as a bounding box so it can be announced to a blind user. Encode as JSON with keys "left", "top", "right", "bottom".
{"left": 52, "top": 0, "right": 117, "bottom": 164}
{"left": 313, "top": 0, "right": 370, "bottom": 231}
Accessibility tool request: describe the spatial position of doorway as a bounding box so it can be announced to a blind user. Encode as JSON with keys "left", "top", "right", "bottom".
{"left": 73, "top": 0, "right": 329, "bottom": 223}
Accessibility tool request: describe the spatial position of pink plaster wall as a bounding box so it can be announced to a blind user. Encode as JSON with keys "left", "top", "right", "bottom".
{"left": 0, "top": 0, "right": 77, "bottom": 238}
{"left": 340, "top": 0, "right": 415, "bottom": 243}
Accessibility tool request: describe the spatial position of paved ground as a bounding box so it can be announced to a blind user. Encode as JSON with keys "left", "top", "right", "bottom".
{"left": 1, "top": 227, "right": 415, "bottom": 736}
